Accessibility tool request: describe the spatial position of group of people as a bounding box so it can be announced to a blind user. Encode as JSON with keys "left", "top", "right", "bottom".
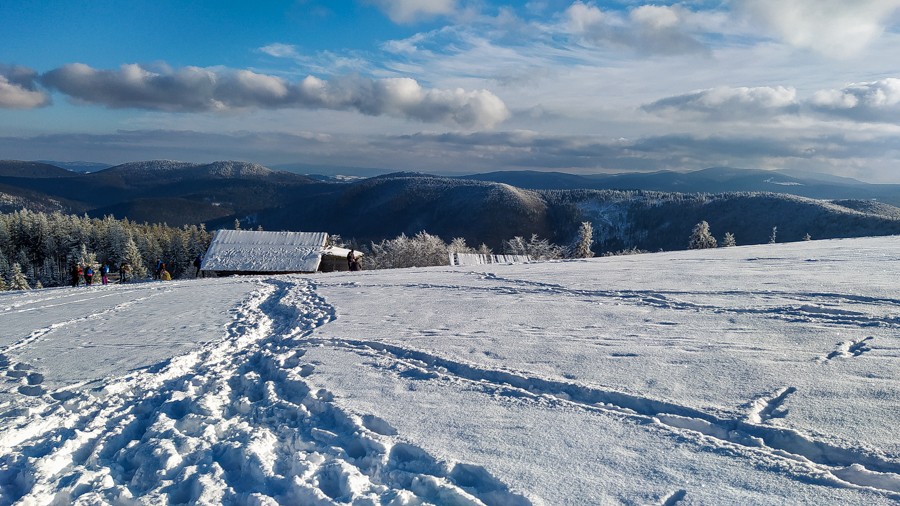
{"left": 68, "top": 255, "right": 200, "bottom": 287}
{"left": 70, "top": 262, "right": 112, "bottom": 287}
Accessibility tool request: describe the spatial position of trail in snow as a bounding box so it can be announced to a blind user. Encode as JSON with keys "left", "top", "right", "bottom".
{"left": 0, "top": 278, "right": 528, "bottom": 505}
{"left": 303, "top": 335, "right": 900, "bottom": 498}
{"left": 470, "top": 273, "right": 900, "bottom": 329}
{"left": 0, "top": 286, "right": 175, "bottom": 402}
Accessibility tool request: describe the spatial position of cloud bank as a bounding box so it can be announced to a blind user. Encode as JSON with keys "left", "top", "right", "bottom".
{"left": 644, "top": 81, "right": 900, "bottom": 125}
{"left": 40, "top": 63, "right": 509, "bottom": 128}
{"left": 642, "top": 86, "right": 799, "bottom": 119}
{"left": 810, "top": 78, "right": 900, "bottom": 122}
{"left": 0, "top": 65, "right": 49, "bottom": 109}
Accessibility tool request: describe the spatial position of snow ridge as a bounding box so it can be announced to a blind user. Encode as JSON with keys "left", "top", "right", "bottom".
{"left": 0, "top": 278, "right": 527, "bottom": 505}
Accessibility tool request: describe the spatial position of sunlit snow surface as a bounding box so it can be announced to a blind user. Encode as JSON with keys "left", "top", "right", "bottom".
{"left": 1, "top": 237, "right": 899, "bottom": 505}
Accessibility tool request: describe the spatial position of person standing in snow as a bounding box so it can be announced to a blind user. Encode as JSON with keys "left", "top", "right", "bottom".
{"left": 84, "top": 265, "right": 94, "bottom": 286}
{"left": 101, "top": 263, "right": 110, "bottom": 285}
{"left": 119, "top": 262, "right": 131, "bottom": 283}
{"left": 347, "top": 250, "right": 362, "bottom": 271}
{"left": 160, "top": 266, "right": 172, "bottom": 281}
{"left": 193, "top": 254, "right": 203, "bottom": 278}
{"left": 71, "top": 264, "right": 82, "bottom": 287}
{"left": 154, "top": 258, "right": 163, "bottom": 280}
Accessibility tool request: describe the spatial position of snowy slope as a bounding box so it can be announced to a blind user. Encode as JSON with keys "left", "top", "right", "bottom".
{"left": 1, "top": 237, "right": 899, "bottom": 505}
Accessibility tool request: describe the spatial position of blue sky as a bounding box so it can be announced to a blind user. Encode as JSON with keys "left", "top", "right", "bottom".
{"left": 3, "top": 0, "right": 900, "bottom": 182}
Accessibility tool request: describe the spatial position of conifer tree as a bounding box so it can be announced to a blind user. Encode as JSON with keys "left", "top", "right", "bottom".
{"left": 722, "top": 232, "right": 736, "bottom": 247}
{"left": 689, "top": 221, "right": 717, "bottom": 249}
{"left": 574, "top": 221, "right": 594, "bottom": 258}
{"left": 9, "top": 263, "right": 30, "bottom": 290}
{"left": 123, "top": 236, "right": 148, "bottom": 279}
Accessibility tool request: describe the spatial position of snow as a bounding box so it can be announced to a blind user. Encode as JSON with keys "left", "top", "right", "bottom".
{"left": 2, "top": 236, "right": 900, "bottom": 505}
{"left": 202, "top": 230, "right": 328, "bottom": 273}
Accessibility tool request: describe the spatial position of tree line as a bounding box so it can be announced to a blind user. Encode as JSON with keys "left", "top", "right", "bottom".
{"left": 0, "top": 209, "right": 600, "bottom": 290}
{"left": 0, "top": 209, "right": 211, "bottom": 290}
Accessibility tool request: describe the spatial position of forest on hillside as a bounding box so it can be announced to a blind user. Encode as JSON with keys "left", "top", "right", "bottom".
{"left": 0, "top": 210, "right": 211, "bottom": 289}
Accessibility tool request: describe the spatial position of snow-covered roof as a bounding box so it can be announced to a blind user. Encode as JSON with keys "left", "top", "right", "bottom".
{"left": 322, "top": 245, "right": 363, "bottom": 258}
{"left": 201, "top": 230, "right": 328, "bottom": 273}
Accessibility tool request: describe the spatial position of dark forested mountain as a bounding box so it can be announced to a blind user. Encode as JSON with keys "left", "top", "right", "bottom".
{"left": 1, "top": 160, "right": 899, "bottom": 253}
{"left": 0, "top": 160, "right": 318, "bottom": 225}
{"left": 36, "top": 160, "right": 111, "bottom": 173}
{"left": 462, "top": 167, "right": 900, "bottom": 207}
{"left": 0, "top": 160, "right": 75, "bottom": 178}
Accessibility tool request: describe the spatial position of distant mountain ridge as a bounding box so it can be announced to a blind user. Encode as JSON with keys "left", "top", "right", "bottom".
{"left": 36, "top": 160, "right": 112, "bottom": 173}
{"left": 103, "top": 160, "right": 276, "bottom": 179}
{"left": 461, "top": 167, "right": 900, "bottom": 207}
{"left": 0, "top": 160, "right": 898, "bottom": 253}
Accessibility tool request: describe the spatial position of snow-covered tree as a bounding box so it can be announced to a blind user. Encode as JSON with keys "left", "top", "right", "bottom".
{"left": 688, "top": 221, "right": 717, "bottom": 249}
{"left": 9, "top": 263, "right": 30, "bottom": 290}
{"left": 574, "top": 221, "right": 594, "bottom": 258}
{"left": 803, "top": 233, "right": 812, "bottom": 241}
{"left": 123, "top": 236, "right": 148, "bottom": 279}
{"left": 448, "top": 237, "right": 475, "bottom": 255}
{"left": 722, "top": 232, "right": 736, "bottom": 247}
{"left": 769, "top": 226, "right": 778, "bottom": 244}
{"left": 504, "top": 234, "right": 563, "bottom": 260}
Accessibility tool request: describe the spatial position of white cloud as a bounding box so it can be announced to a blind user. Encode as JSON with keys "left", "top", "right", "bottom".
{"left": 564, "top": 1, "right": 607, "bottom": 34}
{"left": 562, "top": 2, "right": 708, "bottom": 55}
{"left": 810, "top": 78, "right": 900, "bottom": 122}
{"left": 368, "top": 0, "right": 457, "bottom": 23}
{"left": 39, "top": 63, "right": 509, "bottom": 129}
{"left": 643, "top": 86, "right": 799, "bottom": 119}
{"left": 0, "top": 65, "right": 50, "bottom": 109}
{"left": 258, "top": 43, "right": 301, "bottom": 59}
{"left": 738, "top": 0, "right": 900, "bottom": 58}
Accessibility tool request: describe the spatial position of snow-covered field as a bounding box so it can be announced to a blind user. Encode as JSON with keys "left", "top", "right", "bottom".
{"left": 1, "top": 236, "right": 899, "bottom": 505}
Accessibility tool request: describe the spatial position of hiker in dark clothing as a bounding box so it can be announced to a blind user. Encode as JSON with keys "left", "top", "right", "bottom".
{"left": 71, "top": 264, "right": 82, "bottom": 287}
{"left": 120, "top": 262, "right": 131, "bottom": 283}
{"left": 193, "top": 254, "right": 203, "bottom": 278}
{"left": 347, "top": 250, "right": 362, "bottom": 271}
{"left": 101, "top": 263, "right": 110, "bottom": 285}
{"left": 154, "top": 259, "right": 163, "bottom": 280}
{"left": 84, "top": 265, "right": 94, "bottom": 286}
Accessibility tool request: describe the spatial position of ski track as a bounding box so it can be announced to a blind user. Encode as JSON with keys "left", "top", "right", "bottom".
{"left": 0, "top": 287, "right": 175, "bottom": 401}
{"left": 0, "top": 278, "right": 529, "bottom": 505}
{"left": 305, "top": 335, "right": 900, "bottom": 498}
{"left": 0, "top": 285, "right": 161, "bottom": 315}
{"left": 465, "top": 273, "right": 900, "bottom": 329}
